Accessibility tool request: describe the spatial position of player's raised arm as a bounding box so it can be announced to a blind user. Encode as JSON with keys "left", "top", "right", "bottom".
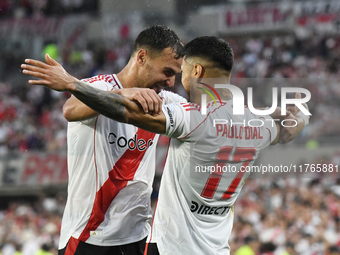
{"left": 269, "top": 92, "right": 309, "bottom": 144}
{"left": 279, "top": 92, "right": 309, "bottom": 143}
{"left": 22, "top": 54, "right": 166, "bottom": 133}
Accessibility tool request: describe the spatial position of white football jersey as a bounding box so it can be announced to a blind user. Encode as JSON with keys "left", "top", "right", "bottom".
{"left": 149, "top": 101, "right": 278, "bottom": 255}
{"left": 59, "top": 74, "right": 187, "bottom": 250}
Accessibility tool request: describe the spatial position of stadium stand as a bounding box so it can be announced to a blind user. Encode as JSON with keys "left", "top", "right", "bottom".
{"left": 0, "top": 0, "right": 339, "bottom": 254}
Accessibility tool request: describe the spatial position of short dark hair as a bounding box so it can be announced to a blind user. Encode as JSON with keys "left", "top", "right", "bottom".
{"left": 133, "top": 25, "right": 184, "bottom": 59}
{"left": 184, "top": 36, "right": 234, "bottom": 72}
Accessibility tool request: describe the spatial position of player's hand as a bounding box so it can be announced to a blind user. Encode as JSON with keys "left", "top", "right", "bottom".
{"left": 270, "top": 107, "right": 296, "bottom": 143}
{"left": 279, "top": 93, "right": 309, "bottom": 143}
{"left": 114, "top": 88, "right": 163, "bottom": 116}
{"left": 287, "top": 92, "right": 309, "bottom": 118}
{"left": 278, "top": 112, "right": 301, "bottom": 143}
{"left": 21, "top": 54, "right": 78, "bottom": 91}
{"left": 270, "top": 107, "right": 289, "bottom": 121}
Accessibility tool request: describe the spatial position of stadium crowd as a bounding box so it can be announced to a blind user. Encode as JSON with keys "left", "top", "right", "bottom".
{"left": 0, "top": 18, "right": 340, "bottom": 255}
{"left": 0, "top": 0, "right": 97, "bottom": 19}
{"left": 230, "top": 175, "right": 340, "bottom": 255}
{"left": 1, "top": 154, "right": 340, "bottom": 255}
{"left": 0, "top": 194, "right": 65, "bottom": 255}
{"left": 1, "top": 33, "right": 340, "bottom": 155}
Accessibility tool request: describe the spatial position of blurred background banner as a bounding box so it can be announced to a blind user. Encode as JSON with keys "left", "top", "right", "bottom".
{"left": 0, "top": 153, "right": 67, "bottom": 187}
{"left": 0, "top": 0, "right": 339, "bottom": 254}
{"left": 188, "top": 0, "right": 340, "bottom": 36}
{"left": 220, "top": 2, "right": 293, "bottom": 34}
{"left": 0, "top": 16, "right": 89, "bottom": 62}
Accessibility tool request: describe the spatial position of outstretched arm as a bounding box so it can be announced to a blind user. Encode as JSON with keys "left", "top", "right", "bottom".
{"left": 270, "top": 93, "right": 309, "bottom": 144}
{"left": 22, "top": 54, "right": 167, "bottom": 133}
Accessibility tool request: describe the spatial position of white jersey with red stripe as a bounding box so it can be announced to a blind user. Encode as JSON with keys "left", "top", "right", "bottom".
{"left": 59, "top": 74, "right": 187, "bottom": 250}
{"left": 149, "top": 101, "right": 278, "bottom": 255}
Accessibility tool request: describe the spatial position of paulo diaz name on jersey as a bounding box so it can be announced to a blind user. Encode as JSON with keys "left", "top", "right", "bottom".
{"left": 108, "top": 133, "right": 153, "bottom": 151}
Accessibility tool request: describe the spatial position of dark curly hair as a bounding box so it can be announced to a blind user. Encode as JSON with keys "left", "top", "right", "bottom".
{"left": 133, "top": 25, "right": 184, "bottom": 59}
{"left": 184, "top": 36, "right": 234, "bottom": 72}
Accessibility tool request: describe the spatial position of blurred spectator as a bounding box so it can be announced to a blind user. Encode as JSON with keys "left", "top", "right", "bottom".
{"left": 229, "top": 175, "right": 340, "bottom": 255}
{"left": 1, "top": 32, "right": 339, "bottom": 154}
{"left": 34, "top": 243, "right": 54, "bottom": 255}
{"left": 234, "top": 236, "right": 259, "bottom": 255}
{"left": 259, "top": 242, "right": 276, "bottom": 255}
{"left": 0, "top": 195, "right": 63, "bottom": 255}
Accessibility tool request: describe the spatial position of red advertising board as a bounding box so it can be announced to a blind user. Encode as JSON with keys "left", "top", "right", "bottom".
{"left": 219, "top": 3, "right": 292, "bottom": 34}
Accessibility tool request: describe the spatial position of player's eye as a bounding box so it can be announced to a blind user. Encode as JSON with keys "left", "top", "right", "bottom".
{"left": 164, "top": 70, "right": 174, "bottom": 77}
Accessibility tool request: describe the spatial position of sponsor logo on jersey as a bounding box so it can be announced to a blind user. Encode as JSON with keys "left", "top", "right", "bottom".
{"left": 190, "top": 201, "right": 230, "bottom": 215}
{"left": 108, "top": 133, "right": 153, "bottom": 151}
{"left": 166, "top": 106, "right": 174, "bottom": 127}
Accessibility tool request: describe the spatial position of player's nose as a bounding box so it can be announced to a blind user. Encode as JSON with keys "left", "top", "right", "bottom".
{"left": 165, "top": 76, "right": 175, "bottom": 88}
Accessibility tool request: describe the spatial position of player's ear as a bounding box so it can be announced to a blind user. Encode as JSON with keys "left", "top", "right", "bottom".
{"left": 193, "top": 64, "right": 204, "bottom": 78}
{"left": 136, "top": 49, "right": 147, "bottom": 66}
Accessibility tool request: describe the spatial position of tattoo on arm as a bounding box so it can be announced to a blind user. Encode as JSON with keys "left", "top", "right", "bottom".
{"left": 221, "top": 89, "right": 233, "bottom": 101}
{"left": 71, "top": 81, "right": 129, "bottom": 123}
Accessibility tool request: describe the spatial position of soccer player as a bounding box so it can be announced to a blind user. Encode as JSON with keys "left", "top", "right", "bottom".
{"left": 22, "top": 36, "right": 308, "bottom": 255}
{"left": 24, "top": 25, "right": 187, "bottom": 255}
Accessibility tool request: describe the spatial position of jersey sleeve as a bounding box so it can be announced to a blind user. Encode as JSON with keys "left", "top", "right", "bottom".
{"left": 75, "top": 79, "right": 112, "bottom": 124}
{"left": 162, "top": 103, "right": 190, "bottom": 139}
{"left": 162, "top": 102, "right": 205, "bottom": 140}
{"left": 159, "top": 90, "right": 188, "bottom": 104}
{"left": 81, "top": 78, "right": 112, "bottom": 91}
{"left": 71, "top": 78, "right": 112, "bottom": 100}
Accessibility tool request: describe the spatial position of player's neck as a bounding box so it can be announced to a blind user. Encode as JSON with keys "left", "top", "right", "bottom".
{"left": 116, "top": 59, "right": 137, "bottom": 89}
{"left": 188, "top": 73, "right": 231, "bottom": 104}
{"left": 189, "top": 93, "right": 204, "bottom": 105}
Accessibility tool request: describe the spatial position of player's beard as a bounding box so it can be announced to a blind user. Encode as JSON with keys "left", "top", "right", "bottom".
{"left": 137, "top": 63, "right": 162, "bottom": 94}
